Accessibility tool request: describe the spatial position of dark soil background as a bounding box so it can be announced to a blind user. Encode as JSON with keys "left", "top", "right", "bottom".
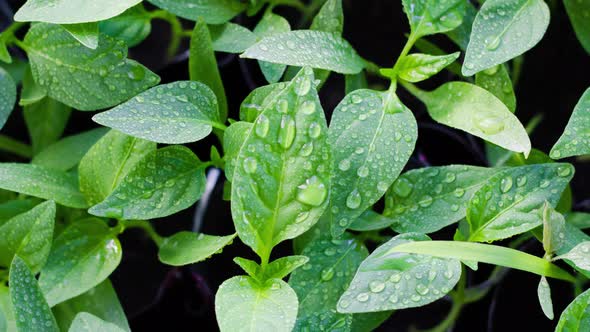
{"left": 2, "top": 0, "right": 589, "bottom": 331}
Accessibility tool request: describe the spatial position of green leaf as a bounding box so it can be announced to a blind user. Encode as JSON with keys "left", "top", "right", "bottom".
{"left": 0, "top": 40, "right": 11, "bottom": 64}
{"left": 79, "top": 130, "right": 156, "bottom": 206}
{"left": 566, "top": 212, "right": 590, "bottom": 230}
{"left": 63, "top": 23, "right": 99, "bottom": 49}
{"left": 32, "top": 128, "right": 108, "bottom": 171}
{"left": 19, "top": 66, "right": 47, "bottom": 106}
{"left": 384, "top": 165, "right": 497, "bottom": 234}
{"left": 0, "top": 163, "right": 87, "bottom": 208}
{"left": 394, "top": 52, "right": 460, "bottom": 83}
{"left": 223, "top": 121, "right": 253, "bottom": 182}
{"left": 416, "top": 81, "right": 531, "bottom": 156}
{"left": 215, "top": 276, "right": 298, "bottom": 332}
{"left": 242, "top": 31, "right": 365, "bottom": 74}
{"left": 554, "top": 241, "right": 590, "bottom": 273}
{"left": 0, "top": 285, "right": 15, "bottom": 332}
{"left": 350, "top": 311, "right": 393, "bottom": 332}
{"left": 68, "top": 313, "right": 125, "bottom": 332}
{"left": 446, "top": 0, "right": 477, "bottom": 50}
{"left": 337, "top": 233, "right": 461, "bottom": 313}
{"left": 233, "top": 257, "right": 260, "bottom": 278}
{"left": 0, "top": 201, "right": 55, "bottom": 272}
{"left": 540, "top": 201, "right": 566, "bottom": 256}
{"left": 39, "top": 218, "right": 122, "bottom": 306}
{"left": 475, "top": 65, "right": 516, "bottom": 113}
{"left": 0, "top": 67, "right": 16, "bottom": 130}
{"left": 239, "top": 83, "right": 285, "bottom": 122}
{"left": 159, "top": 232, "right": 237, "bottom": 266}
{"left": 10, "top": 257, "right": 59, "bottom": 332}
{"left": 550, "top": 88, "right": 590, "bottom": 159}
{"left": 147, "top": 0, "right": 246, "bottom": 24}
{"left": 329, "top": 90, "right": 416, "bottom": 236}
{"left": 390, "top": 240, "right": 575, "bottom": 282}
{"left": 0, "top": 199, "right": 37, "bottom": 225}
{"left": 210, "top": 23, "right": 257, "bottom": 53}
{"left": 345, "top": 71, "right": 368, "bottom": 95}
{"left": 462, "top": 0, "right": 549, "bottom": 76}
{"left": 15, "top": 0, "right": 141, "bottom": 24}
{"left": 402, "top": 0, "right": 466, "bottom": 38}
{"left": 467, "top": 163, "right": 574, "bottom": 242}
{"left": 89, "top": 146, "right": 207, "bottom": 220}
{"left": 264, "top": 255, "right": 308, "bottom": 280}
{"left": 93, "top": 81, "right": 222, "bottom": 144}
{"left": 348, "top": 209, "right": 396, "bottom": 232}
{"left": 290, "top": 237, "right": 368, "bottom": 331}
{"left": 24, "top": 98, "right": 71, "bottom": 155}
{"left": 564, "top": 0, "right": 590, "bottom": 54}
{"left": 253, "top": 13, "right": 291, "bottom": 83}
{"left": 99, "top": 5, "right": 152, "bottom": 48}
{"left": 189, "top": 19, "right": 228, "bottom": 122}
{"left": 556, "top": 288, "right": 590, "bottom": 331}
{"left": 231, "top": 68, "right": 331, "bottom": 257}
{"left": 310, "top": 0, "right": 344, "bottom": 34}
{"left": 537, "top": 277, "right": 553, "bottom": 320}
{"left": 22, "top": 23, "right": 160, "bottom": 111}
{"left": 53, "top": 280, "right": 130, "bottom": 332}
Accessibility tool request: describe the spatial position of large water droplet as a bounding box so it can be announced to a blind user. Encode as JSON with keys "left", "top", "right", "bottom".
{"left": 295, "top": 77, "right": 311, "bottom": 96}
{"left": 415, "top": 284, "right": 430, "bottom": 295}
{"left": 500, "top": 177, "right": 513, "bottom": 193}
{"left": 485, "top": 36, "right": 501, "bottom": 50}
{"left": 297, "top": 176, "right": 328, "bottom": 207}
{"left": 308, "top": 122, "right": 321, "bottom": 138}
{"left": 557, "top": 166, "right": 571, "bottom": 177}
{"left": 255, "top": 114, "right": 270, "bottom": 138}
{"left": 278, "top": 115, "right": 296, "bottom": 149}
{"left": 356, "top": 293, "right": 369, "bottom": 302}
{"left": 346, "top": 189, "right": 362, "bottom": 209}
{"left": 338, "top": 159, "right": 351, "bottom": 171}
{"left": 418, "top": 195, "right": 433, "bottom": 208}
{"left": 243, "top": 157, "right": 258, "bottom": 174}
{"left": 300, "top": 100, "right": 316, "bottom": 114}
{"left": 474, "top": 115, "right": 505, "bottom": 134}
{"left": 321, "top": 268, "right": 334, "bottom": 281}
{"left": 517, "top": 176, "right": 527, "bottom": 187}
{"left": 369, "top": 281, "right": 385, "bottom": 293}
{"left": 393, "top": 178, "right": 413, "bottom": 198}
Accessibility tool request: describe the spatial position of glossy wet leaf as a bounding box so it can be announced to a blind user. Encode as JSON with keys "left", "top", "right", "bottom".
{"left": 0, "top": 67, "right": 16, "bottom": 130}
{"left": 215, "top": 276, "right": 298, "bottom": 332}
{"left": 329, "top": 90, "right": 417, "bottom": 237}
{"left": 265, "top": 255, "right": 309, "bottom": 280}
{"left": 555, "top": 241, "right": 590, "bottom": 273}
{"left": 210, "top": 23, "right": 257, "bottom": 53}
{"left": 446, "top": 0, "right": 477, "bottom": 50}
{"left": 233, "top": 257, "right": 260, "bottom": 278}
{"left": 89, "top": 146, "right": 207, "bottom": 220}
{"left": 147, "top": 0, "right": 245, "bottom": 24}
{"left": 556, "top": 288, "right": 590, "bottom": 331}
{"left": 337, "top": 233, "right": 461, "bottom": 313}
{"left": 24, "top": 98, "right": 71, "bottom": 156}
{"left": 537, "top": 277, "right": 553, "bottom": 320}
{"left": 348, "top": 210, "right": 397, "bottom": 232}
{"left": 394, "top": 52, "right": 460, "bottom": 83}
{"left": 462, "top": 0, "right": 549, "bottom": 76}
{"left": 239, "top": 82, "right": 285, "bottom": 122}
{"left": 22, "top": 23, "right": 159, "bottom": 111}
{"left": 159, "top": 232, "right": 236, "bottom": 266}
{"left": 0, "top": 201, "right": 55, "bottom": 272}
{"left": 231, "top": 68, "right": 331, "bottom": 256}
{"left": 63, "top": 23, "right": 99, "bottom": 49}
{"left": 0, "top": 163, "right": 87, "bottom": 208}
{"left": 402, "top": 0, "right": 466, "bottom": 38}
{"left": 19, "top": 66, "right": 47, "bottom": 106}
{"left": 0, "top": 285, "right": 15, "bottom": 332}
{"left": 253, "top": 13, "right": 291, "bottom": 83}
{"left": 39, "top": 218, "right": 122, "bottom": 306}
{"left": 475, "top": 65, "right": 516, "bottom": 113}
{"left": 418, "top": 81, "right": 531, "bottom": 156}
{"left": 241, "top": 31, "right": 365, "bottom": 74}
{"left": 564, "top": 0, "right": 590, "bottom": 54}
{"left": 15, "top": 0, "right": 141, "bottom": 24}
{"left": 384, "top": 165, "right": 497, "bottom": 234}
{"left": 550, "top": 88, "right": 590, "bottom": 159}
{"left": 223, "top": 121, "right": 253, "bottom": 182}
{"left": 9, "top": 256, "right": 59, "bottom": 332}
{"left": 310, "top": 0, "right": 344, "bottom": 34}
{"left": 289, "top": 237, "right": 368, "bottom": 331}
{"left": 99, "top": 5, "right": 151, "bottom": 47}
{"left": 467, "top": 163, "right": 574, "bottom": 242}
{"left": 541, "top": 202, "right": 566, "bottom": 256}
{"left": 68, "top": 313, "right": 126, "bottom": 332}
{"left": 0, "top": 199, "right": 36, "bottom": 224}
{"left": 94, "top": 81, "right": 221, "bottom": 144}
{"left": 567, "top": 212, "right": 590, "bottom": 230}
{"left": 79, "top": 130, "right": 156, "bottom": 206}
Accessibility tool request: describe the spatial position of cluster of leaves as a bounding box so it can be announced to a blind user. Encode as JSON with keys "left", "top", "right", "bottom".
{"left": 0, "top": 0, "right": 589, "bottom": 331}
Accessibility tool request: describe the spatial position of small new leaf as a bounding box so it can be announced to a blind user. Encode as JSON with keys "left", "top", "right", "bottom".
{"left": 550, "top": 88, "right": 590, "bottom": 159}
{"left": 402, "top": 0, "right": 466, "bottom": 38}
{"left": 554, "top": 241, "right": 590, "bottom": 273}
{"left": 159, "top": 232, "right": 236, "bottom": 266}
{"left": 68, "top": 313, "right": 126, "bottom": 332}
{"left": 540, "top": 201, "right": 566, "bottom": 256}
{"left": 395, "top": 52, "right": 460, "bottom": 83}
{"left": 537, "top": 277, "right": 554, "bottom": 320}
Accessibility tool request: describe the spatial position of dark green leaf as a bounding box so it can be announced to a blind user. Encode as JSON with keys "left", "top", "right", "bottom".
{"left": 0, "top": 67, "right": 16, "bottom": 130}
{"left": 159, "top": 232, "right": 236, "bottom": 266}
{"left": 24, "top": 98, "right": 71, "bottom": 155}
{"left": 253, "top": 13, "right": 291, "bottom": 83}
{"left": 99, "top": 5, "right": 151, "bottom": 47}
{"left": 475, "top": 65, "right": 516, "bottom": 113}
{"left": 402, "top": 0, "right": 466, "bottom": 38}
{"left": 550, "top": 88, "right": 590, "bottom": 159}
{"left": 564, "top": 0, "right": 590, "bottom": 54}
{"left": 556, "top": 288, "right": 590, "bottom": 331}
{"left": 348, "top": 210, "right": 396, "bottom": 232}
{"left": 310, "top": 0, "right": 344, "bottom": 34}
{"left": 147, "top": 0, "right": 246, "bottom": 24}
{"left": 210, "top": 23, "right": 257, "bottom": 53}
{"left": 19, "top": 66, "right": 47, "bottom": 106}
{"left": 0, "top": 285, "right": 15, "bottom": 331}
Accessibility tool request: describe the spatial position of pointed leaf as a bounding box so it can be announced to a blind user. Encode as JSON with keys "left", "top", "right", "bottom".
{"left": 537, "top": 277, "right": 554, "bottom": 320}
{"left": 541, "top": 201, "right": 566, "bottom": 255}
{"left": 555, "top": 241, "right": 590, "bottom": 273}
{"left": 15, "top": 0, "right": 142, "bottom": 24}
{"left": 68, "top": 313, "right": 125, "bottom": 332}
{"left": 19, "top": 66, "right": 47, "bottom": 106}
{"left": 475, "top": 65, "right": 516, "bottom": 113}
{"left": 147, "top": 0, "right": 246, "bottom": 24}
{"left": 99, "top": 5, "right": 151, "bottom": 47}
{"left": 264, "top": 255, "right": 308, "bottom": 280}
{"left": 253, "top": 13, "right": 291, "bottom": 83}
{"left": 24, "top": 97, "right": 71, "bottom": 155}
{"left": 210, "top": 23, "right": 257, "bottom": 53}
{"left": 556, "top": 288, "right": 590, "bottom": 331}
{"left": 0, "top": 67, "right": 16, "bottom": 130}
{"left": 223, "top": 121, "right": 253, "bottom": 182}
{"left": 159, "top": 232, "right": 236, "bottom": 266}
{"left": 395, "top": 52, "right": 460, "bottom": 83}
{"left": 402, "top": 0, "right": 466, "bottom": 37}
{"left": 310, "top": 0, "right": 344, "bottom": 34}
{"left": 564, "top": 0, "right": 590, "bottom": 54}
{"left": 550, "top": 88, "right": 590, "bottom": 159}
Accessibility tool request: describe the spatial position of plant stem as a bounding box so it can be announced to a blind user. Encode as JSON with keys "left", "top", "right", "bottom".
{"left": 0, "top": 135, "right": 32, "bottom": 159}
{"left": 150, "top": 10, "right": 184, "bottom": 59}
{"left": 419, "top": 266, "right": 466, "bottom": 332}
{"left": 1, "top": 21, "right": 26, "bottom": 44}
{"left": 121, "top": 220, "right": 164, "bottom": 247}
{"left": 272, "top": 0, "right": 307, "bottom": 11}
{"left": 399, "top": 80, "right": 430, "bottom": 103}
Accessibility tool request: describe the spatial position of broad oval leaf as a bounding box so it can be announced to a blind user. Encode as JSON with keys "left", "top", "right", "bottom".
{"left": 462, "top": 0, "right": 549, "bottom": 76}
{"left": 0, "top": 67, "right": 16, "bottom": 130}
{"left": 159, "top": 232, "right": 236, "bottom": 266}
{"left": 63, "top": 23, "right": 99, "bottom": 50}
{"left": 99, "top": 5, "right": 152, "bottom": 48}
{"left": 402, "top": 0, "right": 466, "bottom": 37}
{"left": 253, "top": 13, "right": 291, "bottom": 83}
{"left": 337, "top": 233, "right": 461, "bottom": 313}
{"left": 556, "top": 288, "right": 590, "bottom": 331}
{"left": 328, "top": 90, "right": 417, "bottom": 236}
{"left": 147, "top": 0, "right": 246, "bottom": 24}
{"left": 215, "top": 276, "right": 298, "bottom": 332}
{"left": 475, "top": 65, "right": 516, "bottom": 113}
{"left": 384, "top": 165, "right": 497, "bottom": 234}
{"left": 68, "top": 313, "right": 125, "bottom": 332}
{"left": 39, "top": 218, "right": 122, "bottom": 306}
{"left": 241, "top": 31, "right": 365, "bottom": 74}
{"left": 564, "top": 0, "right": 590, "bottom": 54}
{"left": 22, "top": 23, "right": 159, "bottom": 111}
{"left": 24, "top": 97, "right": 71, "bottom": 155}
{"left": 210, "top": 23, "right": 257, "bottom": 53}
{"left": 93, "top": 81, "right": 221, "bottom": 144}
{"left": 15, "top": 0, "right": 141, "bottom": 24}
{"left": 550, "top": 88, "right": 590, "bottom": 159}
{"left": 231, "top": 68, "right": 332, "bottom": 256}
{"left": 467, "top": 163, "right": 574, "bottom": 242}
{"left": 394, "top": 52, "right": 460, "bottom": 83}
{"left": 89, "top": 146, "right": 207, "bottom": 220}
{"left": 555, "top": 241, "right": 590, "bottom": 273}
{"left": 310, "top": 0, "right": 344, "bottom": 34}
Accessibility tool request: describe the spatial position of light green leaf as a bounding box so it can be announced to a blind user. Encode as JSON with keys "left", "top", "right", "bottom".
{"left": 264, "top": 255, "right": 308, "bottom": 280}
{"left": 475, "top": 65, "right": 516, "bottom": 113}
{"left": 290, "top": 237, "right": 368, "bottom": 331}
{"left": 310, "top": 0, "right": 344, "bottom": 34}
{"left": 384, "top": 165, "right": 497, "bottom": 234}
{"left": 254, "top": 13, "right": 291, "bottom": 83}
{"left": 68, "top": 313, "right": 125, "bottom": 332}
{"left": 10, "top": 257, "right": 59, "bottom": 332}
{"left": 89, "top": 146, "right": 207, "bottom": 220}
{"left": 554, "top": 241, "right": 590, "bottom": 273}
{"left": 231, "top": 68, "right": 331, "bottom": 256}
{"left": 0, "top": 199, "right": 37, "bottom": 225}
{"left": 223, "top": 121, "right": 253, "bottom": 182}
{"left": 402, "top": 0, "right": 466, "bottom": 38}
{"left": 39, "top": 218, "right": 122, "bottom": 306}
{"left": 242, "top": 30, "right": 365, "bottom": 74}
{"left": 79, "top": 130, "right": 156, "bottom": 206}
{"left": 0, "top": 163, "right": 87, "bottom": 208}
{"left": 556, "top": 288, "right": 590, "bottom": 331}
{"left": 99, "top": 5, "right": 151, "bottom": 48}
{"left": 541, "top": 201, "right": 566, "bottom": 256}
{"left": 33, "top": 128, "right": 108, "bottom": 171}
{"left": 159, "top": 232, "right": 236, "bottom": 266}
{"left": 22, "top": 23, "right": 159, "bottom": 111}
{"left": 210, "top": 23, "right": 257, "bottom": 53}
{"left": 233, "top": 257, "right": 260, "bottom": 278}
{"left": 328, "top": 90, "right": 417, "bottom": 236}
{"left": 564, "top": 0, "right": 590, "bottom": 54}
{"left": 63, "top": 23, "right": 99, "bottom": 49}
{"left": 215, "top": 276, "right": 298, "bottom": 332}
{"left": 337, "top": 233, "right": 461, "bottom": 313}
{"left": 147, "top": 0, "right": 246, "bottom": 24}
{"left": 15, "top": 0, "right": 141, "bottom": 24}
{"left": 0, "top": 40, "right": 11, "bottom": 64}
{"left": 0, "top": 67, "right": 16, "bottom": 130}
{"left": 0, "top": 201, "right": 55, "bottom": 272}
{"left": 19, "top": 66, "right": 47, "bottom": 106}
{"left": 24, "top": 98, "right": 71, "bottom": 155}
{"left": 0, "top": 285, "right": 15, "bottom": 332}
{"left": 462, "top": 0, "right": 549, "bottom": 76}
{"left": 446, "top": 0, "right": 477, "bottom": 50}
{"left": 345, "top": 71, "right": 368, "bottom": 95}
{"left": 537, "top": 277, "right": 553, "bottom": 320}
{"left": 550, "top": 88, "right": 590, "bottom": 159}
{"left": 348, "top": 210, "right": 396, "bottom": 232}
{"left": 394, "top": 52, "right": 460, "bottom": 83}
{"left": 53, "top": 280, "right": 130, "bottom": 332}
{"left": 239, "top": 82, "right": 285, "bottom": 122}
{"left": 93, "top": 81, "right": 221, "bottom": 144}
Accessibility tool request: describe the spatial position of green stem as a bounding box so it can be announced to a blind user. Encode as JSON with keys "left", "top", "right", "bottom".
{"left": 150, "top": 10, "right": 184, "bottom": 59}
{"left": 1, "top": 22, "right": 27, "bottom": 45}
{"left": 271, "top": 0, "right": 307, "bottom": 11}
{"left": 399, "top": 81, "right": 430, "bottom": 103}
{"left": 418, "top": 266, "right": 466, "bottom": 332}
{"left": 511, "top": 55, "right": 524, "bottom": 88}
{"left": 121, "top": 220, "right": 164, "bottom": 247}
{"left": 0, "top": 135, "right": 33, "bottom": 159}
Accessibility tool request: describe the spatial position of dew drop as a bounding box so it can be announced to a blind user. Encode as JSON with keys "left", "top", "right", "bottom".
{"left": 500, "top": 177, "right": 513, "bottom": 193}
{"left": 357, "top": 166, "right": 369, "bottom": 178}
{"left": 474, "top": 115, "right": 505, "bottom": 134}
{"left": 295, "top": 77, "right": 311, "bottom": 96}
{"left": 485, "top": 36, "right": 501, "bottom": 50}
{"left": 243, "top": 157, "right": 258, "bottom": 174}
{"left": 557, "top": 166, "right": 571, "bottom": 177}
{"left": 356, "top": 293, "right": 369, "bottom": 302}
{"left": 321, "top": 268, "right": 334, "bottom": 281}
{"left": 346, "top": 189, "right": 362, "bottom": 209}
{"left": 297, "top": 176, "right": 328, "bottom": 206}
{"left": 393, "top": 178, "right": 413, "bottom": 198}
{"left": 369, "top": 281, "right": 385, "bottom": 293}
{"left": 255, "top": 114, "right": 270, "bottom": 138}
{"left": 516, "top": 176, "right": 527, "bottom": 187}
{"left": 308, "top": 122, "right": 321, "bottom": 138}
{"left": 278, "top": 115, "right": 296, "bottom": 149}
{"left": 418, "top": 195, "right": 433, "bottom": 208}
{"left": 300, "top": 100, "right": 316, "bottom": 114}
